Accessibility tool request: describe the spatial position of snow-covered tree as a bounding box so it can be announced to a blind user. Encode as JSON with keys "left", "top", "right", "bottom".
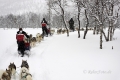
{"left": 48, "top": 0, "right": 69, "bottom": 36}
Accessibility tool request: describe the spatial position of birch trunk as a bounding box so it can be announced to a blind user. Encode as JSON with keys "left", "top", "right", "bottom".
{"left": 83, "top": 9, "right": 89, "bottom": 39}
{"left": 93, "top": 27, "right": 96, "bottom": 35}
{"left": 107, "top": 26, "right": 110, "bottom": 41}
{"left": 100, "top": 24, "right": 103, "bottom": 49}
{"left": 77, "top": 3, "right": 81, "bottom": 38}
{"left": 110, "top": 20, "right": 113, "bottom": 41}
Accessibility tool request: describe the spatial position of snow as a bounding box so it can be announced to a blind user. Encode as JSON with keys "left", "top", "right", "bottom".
{"left": 0, "top": 28, "right": 120, "bottom": 80}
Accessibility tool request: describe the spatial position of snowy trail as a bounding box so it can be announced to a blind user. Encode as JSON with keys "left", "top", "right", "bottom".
{"left": 0, "top": 28, "right": 120, "bottom": 80}
{"left": 0, "top": 28, "right": 56, "bottom": 80}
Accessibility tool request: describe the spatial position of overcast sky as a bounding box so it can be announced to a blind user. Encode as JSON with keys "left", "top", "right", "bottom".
{"left": 0, "top": 0, "right": 119, "bottom": 17}
{"left": 0, "top": 0, "right": 47, "bottom": 16}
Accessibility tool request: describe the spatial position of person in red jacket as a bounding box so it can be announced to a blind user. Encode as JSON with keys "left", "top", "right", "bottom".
{"left": 41, "top": 18, "right": 48, "bottom": 37}
{"left": 16, "top": 28, "right": 29, "bottom": 57}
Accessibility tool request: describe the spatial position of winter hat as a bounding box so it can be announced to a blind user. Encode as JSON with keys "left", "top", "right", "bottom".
{"left": 19, "top": 28, "right": 22, "bottom": 31}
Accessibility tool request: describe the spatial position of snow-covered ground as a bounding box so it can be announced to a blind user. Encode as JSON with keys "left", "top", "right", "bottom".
{"left": 0, "top": 28, "right": 120, "bottom": 80}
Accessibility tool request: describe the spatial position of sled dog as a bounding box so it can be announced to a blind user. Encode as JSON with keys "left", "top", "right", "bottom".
{"left": 29, "top": 34, "right": 36, "bottom": 47}
{"left": 0, "top": 69, "right": 11, "bottom": 80}
{"left": 36, "top": 33, "right": 43, "bottom": 43}
{"left": 8, "top": 62, "right": 16, "bottom": 78}
{"left": 57, "top": 28, "right": 62, "bottom": 34}
{"left": 19, "top": 67, "right": 32, "bottom": 80}
{"left": 21, "top": 60, "right": 29, "bottom": 70}
{"left": 50, "top": 29, "right": 55, "bottom": 35}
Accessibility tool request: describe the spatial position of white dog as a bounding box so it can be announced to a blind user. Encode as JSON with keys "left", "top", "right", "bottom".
{"left": 36, "top": 33, "right": 43, "bottom": 43}
{"left": 19, "top": 67, "right": 32, "bottom": 80}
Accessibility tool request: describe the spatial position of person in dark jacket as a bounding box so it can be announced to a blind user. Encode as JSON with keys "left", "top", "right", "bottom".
{"left": 69, "top": 18, "right": 74, "bottom": 32}
{"left": 16, "top": 28, "right": 29, "bottom": 57}
{"left": 41, "top": 18, "right": 48, "bottom": 37}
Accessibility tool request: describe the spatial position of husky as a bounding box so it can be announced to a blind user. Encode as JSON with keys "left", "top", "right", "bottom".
{"left": 49, "top": 28, "right": 55, "bottom": 35}
{"left": 20, "top": 60, "right": 32, "bottom": 80}
{"left": 19, "top": 67, "right": 32, "bottom": 80}
{"left": 62, "top": 29, "right": 66, "bottom": 34}
{"left": 29, "top": 34, "right": 36, "bottom": 48}
{"left": 0, "top": 69, "right": 11, "bottom": 80}
{"left": 29, "top": 34, "right": 33, "bottom": 41}
{"left": 57, "top": 28, "right": 62, "bottom": 34}
{"left": 36, "top": 33, "right": 43, "bottom": 43}
{"left": 21, "top": 60, "right": 29, "bottom": 70}
{"left": 8, "top": 62, "right": 16, "bottom": 78}
{"left": 75, "top": 27, "right": 79, "bottom": 31}
{"left": 80, "top": 28, "right": 84, "bottom": 31}
{"left": 31, "top": 37, "right": 37, "bottom": 47}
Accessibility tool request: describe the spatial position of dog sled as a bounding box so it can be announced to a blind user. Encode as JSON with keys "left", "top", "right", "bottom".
{"left": 16, "top": 34, "right": 31, "bottom": 57}
{"left": 24, "top": 38, "right": 31, "bottom": 57}
{"left": 42, "top": 28, "right": 53, "bottom": 37}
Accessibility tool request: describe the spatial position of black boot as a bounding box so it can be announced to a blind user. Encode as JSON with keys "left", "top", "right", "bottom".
{"left": 21, "top": 53, "right": 24, "bottom": 57}
{"left": 21, "top": 54, "right": 24, "bottom": 57}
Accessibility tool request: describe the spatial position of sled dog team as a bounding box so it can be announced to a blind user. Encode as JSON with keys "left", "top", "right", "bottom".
{"left": 0, "top": 60, "right": 32, "bottom": 80}
{"left": 19, "top": 28, "right": 75, "bottom": 49}
{"left": 28, "top": 33, "right": 44, "bottom": 48}
{"left": 28, "top": 28, "right": 55, "bottom": 48}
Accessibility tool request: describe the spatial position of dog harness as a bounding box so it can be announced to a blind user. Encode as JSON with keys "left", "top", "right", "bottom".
{"left": 22, "top": 73, "right": 32, "bottom": 79}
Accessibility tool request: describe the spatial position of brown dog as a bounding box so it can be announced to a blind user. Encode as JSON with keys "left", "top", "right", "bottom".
{"left": 8, "top": 62, "right": 16, "bottom": 78}
{"left": 0, "top": 69, "right": 11, "bottom": 80}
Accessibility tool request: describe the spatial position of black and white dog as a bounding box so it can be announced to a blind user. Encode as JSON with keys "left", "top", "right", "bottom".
{"left": 19, "top": 60, "right": 32, "bottom": 80}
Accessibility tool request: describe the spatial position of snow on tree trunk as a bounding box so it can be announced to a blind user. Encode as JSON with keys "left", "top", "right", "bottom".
{"left": 96, "top": 27, "right": 99, "bottom": 34}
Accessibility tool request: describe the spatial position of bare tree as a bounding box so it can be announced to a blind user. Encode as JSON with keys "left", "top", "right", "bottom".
{"left": 48, "top": 0, "right": 69, "bottom": 36}
{"left": 89, "top": 0, "right": 120, "bottom": 49}
{"left": 73, "top": 0, "right": 91, "bottom": 38}
{"left": 105, "top": 0, "right": 119, "bottom": 41}
{"left": 73, "top": 0, "right": 82, "bottom": 38}
{"left": 46, "top": 0, "right": 52, "bottom": 28}
{"left": 6, "top": 14, "right": 16, "bottom": 28}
